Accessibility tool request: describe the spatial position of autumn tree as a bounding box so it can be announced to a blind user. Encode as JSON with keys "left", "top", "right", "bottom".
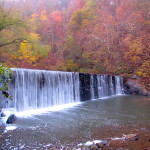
{"left": 0, "top": 4, "right": 26, "bottom": 48}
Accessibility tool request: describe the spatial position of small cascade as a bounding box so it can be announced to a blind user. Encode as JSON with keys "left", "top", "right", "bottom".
{"left": 90, "top": 75, "right": 95, "bottom": 100}
{"left": 97, "top": 75, "right": 124, "bottom": 98}
{"left": 115, "top": 76, "right": 124, "bottom": 95}
{"left": 80, "top": 74, "right": 124, "bottom": 101}
{"left": 8, "top": 68, "right": 80, "bottom": 112}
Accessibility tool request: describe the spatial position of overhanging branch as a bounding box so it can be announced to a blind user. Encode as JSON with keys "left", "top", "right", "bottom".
{"left": 0, "top": 38, "right": 24, "bottom": 48}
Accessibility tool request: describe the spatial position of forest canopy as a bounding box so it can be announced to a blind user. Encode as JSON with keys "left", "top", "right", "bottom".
{"left": 0, "top": 0, "right": 150, "bottom": 89}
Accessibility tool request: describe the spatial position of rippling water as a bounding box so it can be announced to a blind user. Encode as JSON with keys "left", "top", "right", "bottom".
{"left": 0, "top": 95, "right": 150, "bottom": 149}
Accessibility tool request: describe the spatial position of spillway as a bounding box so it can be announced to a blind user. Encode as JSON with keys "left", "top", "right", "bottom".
{"left": 2, "top": 68, "right": 124, "bottom": 112}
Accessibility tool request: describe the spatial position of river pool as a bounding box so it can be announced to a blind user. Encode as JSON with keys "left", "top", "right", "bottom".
{"left": 0, "top": 95, "right": 150, "bottom": 149}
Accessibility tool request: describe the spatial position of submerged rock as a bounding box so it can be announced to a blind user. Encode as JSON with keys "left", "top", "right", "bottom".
{"left": 6, "top": 114, "right": 16, "bottom": 124}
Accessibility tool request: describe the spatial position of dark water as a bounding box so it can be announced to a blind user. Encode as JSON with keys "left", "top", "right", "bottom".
{"left": 0, "top": 95, "right": 150, "bottom": 149}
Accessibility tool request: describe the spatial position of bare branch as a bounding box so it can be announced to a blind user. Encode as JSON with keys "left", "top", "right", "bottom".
{"left": 0, "top": 38, "right": 24, "bottom": 48}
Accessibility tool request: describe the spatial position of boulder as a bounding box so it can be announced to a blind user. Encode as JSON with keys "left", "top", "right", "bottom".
{"left": 6, "top": 114, "right": 16, "bottom": 124}
{"left": 0, "top": 112, "right": 6, "bottom": 117}
{"left": 124, "top": 79, "right": 149, "bottom": 96}
{"left": 134, "top": 137, "right": 139, "bottom": 141}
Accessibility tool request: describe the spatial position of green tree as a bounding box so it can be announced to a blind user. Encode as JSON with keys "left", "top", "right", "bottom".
{"left": 0, "top": 64, "right": 12, "bottom": 101}
{"left": 0, "top": 5, "right": 26, "bottom": 48}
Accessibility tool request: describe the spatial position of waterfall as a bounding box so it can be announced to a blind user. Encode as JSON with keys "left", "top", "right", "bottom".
{"left": 115, "top": 76, "right": 124, "bottom": 95}
{"left": 8, "top": 68, "right": 80, "bottom": 112}
{"left": 97, "top": 75, "right": 123, "bottom": 98}
{"left": 80, "top": 74, "right": 124, "bottom": 101}
{"left": 90, "top": 75, "right": 95, "bottom": 100}
{"left": 3, "top": 69, "right": 124, "bottom": 112}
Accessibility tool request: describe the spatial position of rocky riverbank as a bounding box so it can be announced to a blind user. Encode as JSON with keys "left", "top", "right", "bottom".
{"left": 43, "top": 124, "right": 150, "bottom": 150}
{"left": 73, "top": 132, "right": 150, "bottom": 150}
{"left": 124, "top": 77, "right": 150, "bottom": 96}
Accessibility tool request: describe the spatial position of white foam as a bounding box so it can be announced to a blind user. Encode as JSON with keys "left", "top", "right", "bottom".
{"left": 4, "top": 126, "right": 17, "bottom": 133}
{"left": 79, "top": 140, "right": 102, "bottom": 146}
{"left": 13, "top": 102, "right": 81, "bottom": 117}
{"left": 111, "top": 137, "right": 123, "bottom": 140}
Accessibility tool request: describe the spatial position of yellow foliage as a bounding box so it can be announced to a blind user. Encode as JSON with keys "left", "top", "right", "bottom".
{"left": 18, "top": 41, "right": 37, "bottom": 63}
{"left": 81, "top": 19, "right": 90, "bottom": 28}
{"left": 69, "top": 6, "right": 96, "bottom": 32}
{"left": 124, "top": 37, "right": 144, "bottom": 63}
{"left": 129, "top": 38, "right": 144, "bottom": 54}
{"left": 31, "top": 13, "right": 39, "bottom": 18}
{"left": 30, "top": 32, "right": 40, "bottom": 41}
{"left": 65, "top": 59, "right": 78, "bottom": 71}
{"left": 130, "top": 56, "right": 140, "bottom": 62}
{"left": 82, "top": 51, "right": 92, "bottom": 59}
{"left": 136, "top": 61, "right": 150, "bottom": 77}
{"left": 136, "top": 70, "right": 143, "bottom": 77}
{"left": 40, "top": 10, "right": 48, "bottom": 21}
{"left": 29, "top": 14, "right": 39, "bottom": 32}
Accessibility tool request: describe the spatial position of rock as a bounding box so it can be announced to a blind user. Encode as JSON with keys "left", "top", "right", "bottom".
{"left": 147, "top": 91, "right": 150, "bottom": 96}
{"left": 134, "top": 137, "right": 139, "bottom": 141}
{"left": 124, "top": 78, "right": 149, "bottom": 96}
{"left": 116, "top": 148, "right": 125, "bottom": 150}
{"left": 0, "top": 125, "right": 5, "bottom": 133}
{"left": 0, "top": 112, "right": 6, "bottom": 117}
{"left": 123, "top": 133, "right": 138, "bottom": 140}
{"left": 142, "top": 89, "right": 148, "bottom": 96}
{"left": 6, "top": 114, "right": 16, "bottom": 124}
{"left": 101, "top": 139, "right": 110, "bottom": 146}
{"left": 96, "top": 143, "right": 103, "bottom": 148}
{"left": 90, "top": 144, "right": 98, "bottom": 150}
{"left": 110, "top": 139, "right": 127, "bottom": 148}
{"left": 81, "top": 147, "right": 90, "bottom": 150}
{"left": 131, "top": 74, "right": 140, "bottom": 79}
{"left": 108, "top": 148, "right": 114, "bottom": 150}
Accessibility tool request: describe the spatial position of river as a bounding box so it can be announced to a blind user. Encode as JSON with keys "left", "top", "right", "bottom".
{"left": 0, "top": 95, "right": 150, "bottom": 149}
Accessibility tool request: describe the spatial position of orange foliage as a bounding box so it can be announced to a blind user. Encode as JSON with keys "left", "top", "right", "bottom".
{"left": 0, "top": 0, "right": 150, "bottom": 89}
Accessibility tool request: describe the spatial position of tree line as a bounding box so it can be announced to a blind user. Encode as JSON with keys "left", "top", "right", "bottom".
{"left": 0, "top": 0, "right": 150, "bottom": 90}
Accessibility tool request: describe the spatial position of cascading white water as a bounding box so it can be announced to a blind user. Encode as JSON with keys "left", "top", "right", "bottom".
{"left": 115, "top": 76, "right": 124, "bottom": 95}
{"left": 8, "top": 68, "right": 80, "bottom": 112}
{"left": 90, "top": 75, "right": 95, "bottom": 100}
{"left": 89, "top": 75, "right": 123, "bottom": 100}
{"left": 3, "top": 69, "right": 124, "bottom": 113}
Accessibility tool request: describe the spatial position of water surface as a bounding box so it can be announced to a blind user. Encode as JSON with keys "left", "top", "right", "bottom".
{"left": 0, "top": 95, "right": 150, "bottom": 149}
